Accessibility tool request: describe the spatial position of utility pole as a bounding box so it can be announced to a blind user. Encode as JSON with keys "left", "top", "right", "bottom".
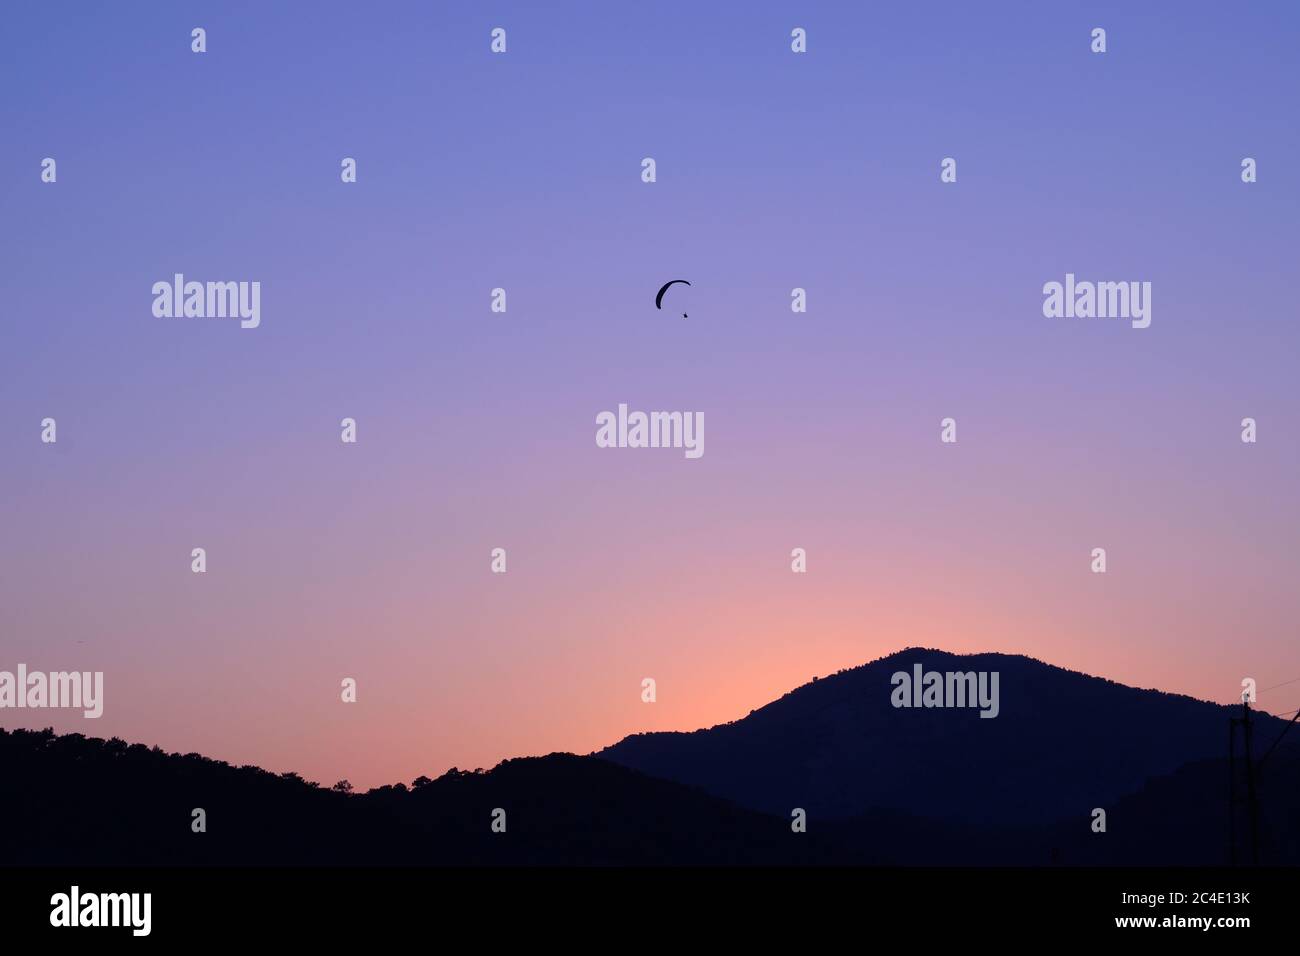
{"left": 1230, "top": 680, "right": 1300, "bottom": 865}
{"left": 1228, "top": 697, "right": 1262, "bottom": 865}
{"left": 1228, "top": 714, "right": 1237, "bottom": 864}
{"left": 1243, "top": 699, "right": 1261, "bottom": 864}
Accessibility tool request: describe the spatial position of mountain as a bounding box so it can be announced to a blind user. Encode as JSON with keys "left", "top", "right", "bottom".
{"left": 598, "top": 647, "right": 1293, "bottom": 828}
{"left": 4, "top": 647, "right": 1297, "bottom": 865}
{"left": 0, "top": 728, "right": 866, "bottom": 865}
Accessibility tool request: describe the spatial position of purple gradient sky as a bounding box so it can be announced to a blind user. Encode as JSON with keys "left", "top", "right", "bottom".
{"left": 2, "top": 1, "right": 1298, "bottom": 789}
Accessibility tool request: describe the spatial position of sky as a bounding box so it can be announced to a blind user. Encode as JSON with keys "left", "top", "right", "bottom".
{"left": 2, "top": 1, "right": 1298, "bottom": 790}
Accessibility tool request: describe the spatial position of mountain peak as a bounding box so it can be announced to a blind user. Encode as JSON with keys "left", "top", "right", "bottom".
{"left": 599, "top": 647, "right": 1280, "bottom": 826}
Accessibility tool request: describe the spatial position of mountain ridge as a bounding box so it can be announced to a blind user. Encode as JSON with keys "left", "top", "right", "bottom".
{"left": 597, "top": 646, "right": 1289, "bottom": 826}
{"left": 4, "top": 646, "right": 1296, "bottom": 865}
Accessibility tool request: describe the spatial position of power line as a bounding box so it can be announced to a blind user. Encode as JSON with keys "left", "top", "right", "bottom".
{"left": 1262, "top": 701, "right": 1300, "bottom": 719}
{"left": 1259, "top": 706, "right": 1300, "bottom": 770}
{"left": 1260, "top": 676, "right": 1300, "bottom": 693}
{"left": 1230, "top": 698, "right": 1300, "bottom": 865}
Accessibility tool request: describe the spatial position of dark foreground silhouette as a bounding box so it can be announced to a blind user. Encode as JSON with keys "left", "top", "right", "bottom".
{"left": 3, "top": 648, "right": 1297, "bottom": 865}
{"left": 602, "top": 649, "right": 1295, "bottom": 826}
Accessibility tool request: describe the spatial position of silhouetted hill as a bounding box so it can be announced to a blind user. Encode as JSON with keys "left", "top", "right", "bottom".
{"left": 5, "top": 648, "right": 1297, "bottom": 865}
{"left": 0, "top": 728, "right": 867, "bottom": 865}
{"left": 1040, "top": 747, "right": 1300, "bottom": 865}
{"left": 5, "top": 724, "right": 1295, "bottom": 866}
{"left": 824, "top": 745, "right": 1300, "bottom": 865}
{"left": 598, "top": 648, "right": 1294, "bottom": 828}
